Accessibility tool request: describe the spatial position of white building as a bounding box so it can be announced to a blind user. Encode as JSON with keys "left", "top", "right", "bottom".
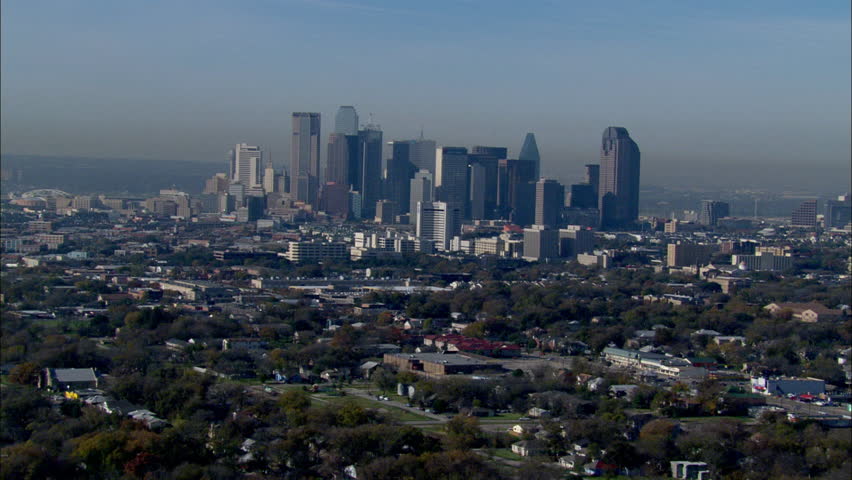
{"left": 416, "top": 201, "right": 460, "bottom": 251}
{"left": 230, "top": 143, "right": 263, "bottom": 188}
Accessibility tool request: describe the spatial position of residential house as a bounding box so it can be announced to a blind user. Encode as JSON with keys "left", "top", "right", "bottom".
{"left": 511, "top": 440, "right": 548, "bottom": 457}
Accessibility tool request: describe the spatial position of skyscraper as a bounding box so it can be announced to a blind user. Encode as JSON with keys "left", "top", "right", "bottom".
{"left": 470, "top": 146, "right": 506, "bottom": 219}
{"left": 535, "top": 178, "right": 565, "bottom": 228}
{"left": 518, "top": 133, "right": 541, "bottom": 179}
{"left": 358, "top": 125, "right": 383, "bottom": 218}
{"left": 435, "top": 147, "right": 469, "bottom": 214}
{"left": 598, "top": 127, "right": 640, "bottom": 229}
{"left": 410, "top": 138, "right": 437, "bottom": 174}
{"left": 585, "top": 164, "right": 600, "bottom": 206}
{"left": 698, "top": 200, "right": 730, "bottom": 226}
{"left": 825, "top": 194, "right": 852, "bottom": 228}
{"left": 469, "top": 163, "right": 487, "bottom": 220}
{"left": 386, "top": 141, "right": 417, "bottom": 215}
{"left": 263, "top": 160, "right": 277, "bottom": 194}
{"left": 325, "top": 133, "right": 350, "bottom": 186}
{"left": 791, "top": 199, "right": 818, "bottom": 227}
{"left": 230, "top": 143, "right": 263, "bottom": 188}
{"left": 290, "top": 113, "right": 321, "bottom": 208}
{"left": 409, "top": 170, "right": 433, "bottom": 226}
{"left": 334, "top": 106, "right": 358, "bottom": 135}
{"left": 416, "top": 201, "right": 461, "bottom": 251}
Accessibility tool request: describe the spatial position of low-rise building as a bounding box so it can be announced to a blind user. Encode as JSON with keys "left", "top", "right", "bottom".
{"left": 383, "top": 352, "right": 493, "bottom": 376}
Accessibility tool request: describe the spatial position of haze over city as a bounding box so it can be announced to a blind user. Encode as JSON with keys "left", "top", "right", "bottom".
{"left": 1, "top": 0, "right": 850, "bottom": 192}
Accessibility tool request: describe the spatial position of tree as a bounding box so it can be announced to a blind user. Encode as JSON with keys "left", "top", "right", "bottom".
{"left": 443, "top": 415, "right": 483, "bottom": 450}
{"left": 8, "top": 362, "right": 40, "bottom": 386}
{"left": 372, "top": 367, "right": 397, "bottom": 394}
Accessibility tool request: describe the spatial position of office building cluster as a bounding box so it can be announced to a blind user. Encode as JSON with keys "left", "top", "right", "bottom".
{"left": 203, "top": 106, "right": 644, "bottom": 258}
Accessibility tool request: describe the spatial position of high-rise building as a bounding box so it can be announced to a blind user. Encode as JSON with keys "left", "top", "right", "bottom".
{"left": 667, "top": 242, "right": 718, "bottom": 267}
{"left": 569, "top": 183, "right": 596, "bottom": 209}
{"left": 598, "top": 127, "right": 640, "bottom": 229}
{"left": 512, "top": 181, "right": 537, "bottom": 227}
{"left": 535, "top": 178, "right": 564, "bottom": 228}
{"left": 375, "top": 200, "right": 396, "bottom": 224}
{"left": 358, "top": 125, "right": 383, "bottom": 218}
{"left": 320, "top": 182, "right": 349, "bottom": 218}
{"left": 410, "top": 138, "right": 437, "bottom": 174}
{"left": 523, "top": 225, "right": 559, "bottom": 261}
{"left": 698, "top": 200, "right": 730, "bottom": 226}
{"left": 325, "top": 133, "right": 351, "bottom": 186}
{"left": 518, "top": 133, "right": 541, "bottom": 180}
{"left": 409, "top": 170, "right": 433, "bottom": 227}
{"left": 435, "top": 147, "right": 469, "bottom": 214}
{"left": 585, "top": 164, "right": 600, "bottom": 198}
{"left": 469, "top": 163, "right": 488, "bottom": 220}
{"left": 824, "top": 195, "right": 851, "bottom": 229}
{"left": 334, "top": 106, "right": 358, "bottom": 135}
{"left": 558, "top": 226, "right": 595, "bottom": 258}
{"left": 263, "top": 161, "right": 277, "bottom": 194}
{"left": 469, "top": 146, "right": 505, "bottom": 219}
{"left": 791, "top": 200, "right": 818, "bottom": 227}
{"left": 416, "top": 201, "right": 461, "bottom": 251}
{"left": 290, "top": 113, "right": 321, "bottom": 208}
{"left": 204, "top": 173, "right": 229, "bottom": 195}
{"left": 386, "top": 141, "right": 418, "bottom": 215}
{"left": 230, "top": 143, "right": 263, "bottom": 188}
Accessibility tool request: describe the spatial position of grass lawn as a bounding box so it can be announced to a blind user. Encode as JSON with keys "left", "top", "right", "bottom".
{"left": 489, "top": 448, "right": 523, "bottom": 461}
{"left": 676, "top": 416, "right": 751, "bottom": 423}
{"left": 319, "top": 394, "right": 434, "bottom": 422}
{"left": 480, "top": 412, "right": 525, "bottom": 422}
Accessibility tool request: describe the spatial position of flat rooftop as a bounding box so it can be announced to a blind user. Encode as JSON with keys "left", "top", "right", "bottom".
{"left": 389, "top": 353, "right": 488, "bottom": 366}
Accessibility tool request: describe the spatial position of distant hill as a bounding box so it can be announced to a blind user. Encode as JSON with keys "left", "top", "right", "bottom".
{"left": 0, "top": 155, "right": 223, "bottom": 196}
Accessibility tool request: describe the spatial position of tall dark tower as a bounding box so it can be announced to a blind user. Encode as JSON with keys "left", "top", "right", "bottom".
{"left": 518, "top": 133, "right": 541, "bottom": 180}
{"left": 291, "top": 112, "right": 321, "bottom": 209}
{"left": 598, "top": 127, "right": 640, "bottom": 229}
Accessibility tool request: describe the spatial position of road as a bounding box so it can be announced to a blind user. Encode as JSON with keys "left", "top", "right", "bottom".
{"left": 765, "top": 396, "right": 851, "bottom": 418}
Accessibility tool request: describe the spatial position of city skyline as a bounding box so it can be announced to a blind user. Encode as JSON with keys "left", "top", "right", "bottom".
{"left": 1, "top": 1, "right": 850, "bottom": 192}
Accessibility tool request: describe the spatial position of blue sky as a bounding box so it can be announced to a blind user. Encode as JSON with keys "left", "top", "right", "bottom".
{"left": 2, "top": 0, "right": 850, "bottom": 190}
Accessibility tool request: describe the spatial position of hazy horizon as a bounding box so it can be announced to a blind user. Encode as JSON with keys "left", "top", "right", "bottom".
{"left": 2, "top": 1, "right": 850, "bottom": 193}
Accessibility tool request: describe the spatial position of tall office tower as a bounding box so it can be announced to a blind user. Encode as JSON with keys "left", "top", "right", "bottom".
{"left": 512, "top": 181, "right": 537, "bottom": 227}
{"left": 374, "top": 200, "right": 396, "bottom": 224}
{"left": 825, "top": 194, "right": 852, "bottom": 228}
{"left": 470, "top": 145, "right": 506, "bottom": 219}
{"left": 585, "top": 164, "right": 600, "bottom": 207}
{"left": 435, "top": 147, "right": 470, "bottom": 214}
{"left": 523, "top": 225, "right": 559, "bottom": 261}
{"left": 227, "top": 183, "right": 246, "bottom": 209}
{"left": 334, "top": 106, "right": 358, "bottom": 135}
{"left": 471, "top": 146, "right": 508, "bottom": 158}
{"left": 290, "top": 112, "right": 321, "bottom": 208}
{"left": 791, "top": 199, "right": 818, "bottom": 227}
{"left": 569, "top": 183, "right": 596, "bottom": 208}
{"left": 585, "top": 164, "right": 600, "bottom": 193}
{"left": 535, "top": 178, "right": 565, "bottom": 228}
{"left": 230, "top": 144, "right": 263, "bottom": 188}
{"left": 416, "top": 201, "right": 461, "bottom": 251}
{"left": 698, "top": 200, "right": 730, "bottom": 226}
{"left": 559, "top": 225, "right": 594, "bottom": 258}
{"left": 598, "top": 127, "right": 640, "bottom": 229}
{"left": 518, "top": 133, "right": 541, "bottom": 179}
{"left": 358, "top": 125, "right": 383, "bottom": 218}
{"left": 469, "top": 163, "right": 488, "bottom": 219}
{"left": 204, "top": 173, "right": 229, "bottom": 194}
{"left": 326, "top": 133, "right": 350, "bottom": 185}
{"left": 263, "top": 161, "right": 277, "bottom": 194}
{"left": 409, "top": 170, "right": 433, "bottom": 226}
{"left": 386, "top": 141, "right": 417, "bottom": 215}
{"left": 320, "top": 182, "right": 350, "bottom": 218}
{"left": 410, "top": 138, "right": 437, "bottom": 173}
